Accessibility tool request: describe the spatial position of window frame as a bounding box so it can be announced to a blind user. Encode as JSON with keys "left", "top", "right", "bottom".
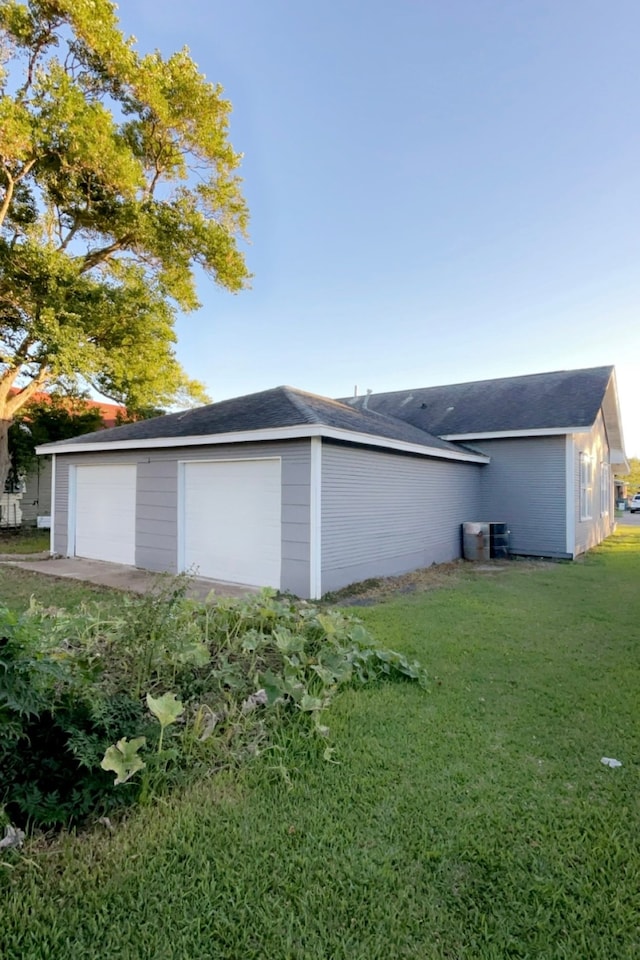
{"left": 600, "top": 459, "right": 610, "bottom": 517}
{"left": 579, "top": 452, "right": 593, "bottom": 521}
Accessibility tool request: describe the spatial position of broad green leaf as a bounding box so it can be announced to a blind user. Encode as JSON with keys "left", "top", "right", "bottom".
{"left": 316, "top": 613, "right": 338, "bottom": 636}
{"left": 101, "top": 736, "right": 146, "bottom": 785}
{"left": 299, "top": 693, "right": 324, "bottom": 713}
{"left": 175, "top": 639, "right": 210, "bottom": 667}
{"left": 273, "top": 629, "right": 305, "bottom": 655}
{"left": 146, "top": 692, "right": 184, "bottom": 729}
{"left": 260, "top": 669, "right": 286, "bottom": 705}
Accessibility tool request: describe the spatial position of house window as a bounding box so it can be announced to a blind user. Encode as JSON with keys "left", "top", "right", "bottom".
{"left": 600, "top": 460, "right": 610, "bottom": 516}
{"left": 579, "top": 453, "right": 593, "bottom": 521}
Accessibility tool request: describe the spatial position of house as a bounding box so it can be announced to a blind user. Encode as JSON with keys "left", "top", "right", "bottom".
{"left": 8, "top": 393, "right": 127, "bottom": 526}
{"left": 36, "top": 365, "right": 627, "bottom": 599}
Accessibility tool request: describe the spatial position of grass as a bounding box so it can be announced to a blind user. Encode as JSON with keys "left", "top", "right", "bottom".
{"left": 1, "top": 530, "right": 639, "bottom": 958}
{"left": 0, "top": 528, "right": 51, "bottom": 554}
{"left": 0, "top": 566, "right": 118, "bottom": 610}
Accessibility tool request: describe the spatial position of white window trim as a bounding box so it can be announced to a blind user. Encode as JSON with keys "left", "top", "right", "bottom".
{"left": 579, "top": 452, "right": 593, "bottom": 521}
{"left": 600, "top": 460, "right": 610, "bottom": 517}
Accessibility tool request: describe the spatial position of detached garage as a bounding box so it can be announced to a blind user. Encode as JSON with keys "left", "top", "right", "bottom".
{"left": 39, "top": 385, "right": 486, "bottom": 598}
{"left": 37, "top": 369, "right": 626, "bottom": 595}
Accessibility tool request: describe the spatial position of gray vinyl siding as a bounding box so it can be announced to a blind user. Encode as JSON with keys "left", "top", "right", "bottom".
{"left": 477, "top": 437, "right": 567, "bottom": 557}
{"left": 572, "top": 410, "right": 614, "bottom": 556}
{"left": 21, "top": 457, "right": 52, "bottom": 526}
{"left": 321, "top": 442, "right": 482, "bottom": 594}
{"left": 51, "top": 440, "right": 311, "bottom": 596}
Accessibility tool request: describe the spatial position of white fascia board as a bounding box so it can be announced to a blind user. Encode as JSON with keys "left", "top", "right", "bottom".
{"left": 36, "top": 423, "right": 490, "bottom": 464}
{"left": 441, "top": 426, "right": 589, "bottom": 441}
{"left": 610, "top": 449, "right": 630, "bottom": 471}
{"left": 603, "top": 370, "right": 628, "bottom": 467}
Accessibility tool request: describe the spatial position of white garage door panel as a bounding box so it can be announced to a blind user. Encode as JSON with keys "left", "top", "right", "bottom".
{"left": 183, "top": 459, "right": 281, "bottom": 588}
{"left": 75, "top": 464, "right": 136, "bottom": 565}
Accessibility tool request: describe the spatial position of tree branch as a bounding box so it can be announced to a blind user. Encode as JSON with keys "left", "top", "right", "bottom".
{"left": 13, "top": 158, "right": 36, "bottom": 184}
{"left": 80, "top": 236, "right": 132, "bottom": 272}
{"left": 0, "top": 171, "right": 15, "bottom": 231}
{"left": 5, "top": 370, "right": 50, "bottom": 418}
{"left": 0, "top": 366, "right": 23, "bottom": 407}
{"left": 59, "top": 218, "right": 81, "bottom": 252}
{"left": 0, "top": 159, "right": 36, "bottom": 231}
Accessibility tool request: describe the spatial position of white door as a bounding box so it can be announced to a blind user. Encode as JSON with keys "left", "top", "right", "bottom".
{"left": 74, "top": 464, "right": 136, "bottom": 565}
{"left": 182, "top": 459, "right": 281, "bottom": 588}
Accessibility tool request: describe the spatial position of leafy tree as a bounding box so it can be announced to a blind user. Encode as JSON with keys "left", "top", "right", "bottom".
{"left": 7, "top": 394, "right": 104, "bottom": 488}
{"left": 0, "top": 0, "right": 250, "bottom": 488}
{"left": 617, "top": 457, "right": 640, "bottom": 495}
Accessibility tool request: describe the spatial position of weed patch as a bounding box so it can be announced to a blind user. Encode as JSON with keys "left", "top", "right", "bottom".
{"left": 0, "top": 583, "right": 426, "bottom": 829}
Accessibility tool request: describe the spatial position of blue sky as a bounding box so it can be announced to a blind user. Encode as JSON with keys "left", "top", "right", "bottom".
{"left": 119, "top": 1, "right": 640, "bottom": 455}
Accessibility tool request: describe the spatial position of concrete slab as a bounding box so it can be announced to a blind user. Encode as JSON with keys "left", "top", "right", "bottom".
{"left": 1, "top": 556, "right": 260, "bottom": 601}
{"left": 0, "top": 550, "right": 50, "bottom": 562}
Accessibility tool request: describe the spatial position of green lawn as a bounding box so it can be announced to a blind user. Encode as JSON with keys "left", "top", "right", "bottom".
{"left": 2, "top": 531, "right": 639, "bottom": 959}
{"left": 0, "top": 528, "right": 51, "bottom": 554}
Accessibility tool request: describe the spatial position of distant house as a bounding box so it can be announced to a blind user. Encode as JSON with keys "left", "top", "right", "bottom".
{"left": 6, "top": 393, "right": 127, "bottom": 527}
{"left": 37, "top": 366, "right": 627, "bottom": 598}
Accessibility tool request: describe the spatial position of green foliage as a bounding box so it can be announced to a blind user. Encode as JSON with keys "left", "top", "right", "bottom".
{"left": 101, "top": 736, "right": 146, "bottom": 785}
{"left": 1, "top": 533, "right": 640, "bottom": 959}
{"left": 0, "top": 0, "right": 250, "bottom": 483}
{"left": 7, "top": 395, "right": 104, "bottom": 481}
{"left": 617, "top": 456, "right": 640, "bottom": 493}
{"left": 0, "top": 584, "right": 426, "bottom": 829}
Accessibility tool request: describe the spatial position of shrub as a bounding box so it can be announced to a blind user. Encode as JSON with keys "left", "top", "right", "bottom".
{"left": 0, "top": 583, "right": 427, "bottom": 830}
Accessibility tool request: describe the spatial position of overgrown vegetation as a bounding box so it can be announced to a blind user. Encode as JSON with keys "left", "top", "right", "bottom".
{"left": 0, "top": 582, "right": 425, "bottom": 828}
{"left": 1, "top": 532, "right": 639, "bottom": 958}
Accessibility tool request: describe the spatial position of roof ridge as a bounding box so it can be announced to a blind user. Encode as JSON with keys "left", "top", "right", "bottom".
{"left": 280, "top": 385, "right": 322, "bottom": 424}
{"left": 340, "top": 364, "right": 614, "bottom": 402}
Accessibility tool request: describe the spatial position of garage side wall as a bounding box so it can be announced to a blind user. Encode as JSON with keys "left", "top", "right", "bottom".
{"left": 476, "top": 436, "right": 567, "bottom": 557}
{"left": 320, "top": 442, "right": 482, "bottom": 594}
{"left": 51, "top": 440, "right": 311, "bottom": 595}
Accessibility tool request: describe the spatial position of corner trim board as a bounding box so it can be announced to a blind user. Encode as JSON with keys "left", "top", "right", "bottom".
{"left": 50, "top": 453, "right": 56, "bottom": 555}
{"left": 309, "top": 437, "right": 322, "bottom": 600}
{"left": 565, "top": 435, "right": 575, "bottom": 556}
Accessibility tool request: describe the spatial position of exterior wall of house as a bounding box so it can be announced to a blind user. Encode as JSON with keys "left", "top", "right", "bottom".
{"left": 320, "top": 441, "right": 482, "bottom": 593}
{"left": 476, "top": 436, "right": 568, "bottom": 557}
{"left": 571, "top": 410, "right": 614, "bottom": 556}
{"left": 51, "top": 439, "right": 312, "bottom": 596}
{"left": 21, "top": 456, "right": 52, "bottom": 526}
{"left": 0, "top": 492, "right": 23, "bottom": 527}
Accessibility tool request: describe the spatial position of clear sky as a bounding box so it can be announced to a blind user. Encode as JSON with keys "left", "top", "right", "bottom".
{"left": 118, "top": 1, "right": 640, "bottom": 455}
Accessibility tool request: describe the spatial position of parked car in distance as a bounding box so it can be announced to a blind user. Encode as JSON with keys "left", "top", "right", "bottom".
{"left": 629, "top": 494, "right": 640, "bottom": 513}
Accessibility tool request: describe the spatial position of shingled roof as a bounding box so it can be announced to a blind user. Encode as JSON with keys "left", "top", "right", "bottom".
{"left": 341, "top": 366, "right": 615, "bottom": 437}
{"left": 40, "top": 385, "right": 471, "bottom": 456}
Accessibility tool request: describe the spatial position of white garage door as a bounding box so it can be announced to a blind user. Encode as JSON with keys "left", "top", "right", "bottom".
{"left": 74, "top": 464, "right": 136, "bottom": 565}
{"left": 182, "top": 458, "right": 281, "bottom": 588}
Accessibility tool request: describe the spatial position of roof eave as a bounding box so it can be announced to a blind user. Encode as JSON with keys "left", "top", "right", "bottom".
{"left": 36, "top": 423, "right": 490, "bottom": 464}
{"left": 440, "top": 426, "right": 589, "bottom": 441}
{"left": 601, "top": 369, "right": 628, "bottom": 468}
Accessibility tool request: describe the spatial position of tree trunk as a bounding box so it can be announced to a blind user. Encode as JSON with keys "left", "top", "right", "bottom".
{"left": 0, "top": 417, "right": 10, "bottom": 495}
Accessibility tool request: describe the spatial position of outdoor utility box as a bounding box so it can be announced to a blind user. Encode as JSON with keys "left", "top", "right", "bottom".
{"left": 462, "top": 522, "right": 510, "bottom": 561}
